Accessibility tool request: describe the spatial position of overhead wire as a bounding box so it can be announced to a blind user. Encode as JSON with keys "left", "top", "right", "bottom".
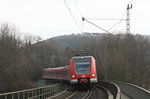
{"left": 82, "top": 17, "right": 111, "bottom": 34}
{"left": 86, "top": 18, "right": 126, "bottom": 21}
{"left": 63, "top": 0, "right": 133, "bottom": 34}
{"left": 108, "top": 10, "right": 127, "bottom": 32}
{"left": 82, "top": 14, "right": 126, "bottom": 33}
{"left": 82, "top": 0, "right": 133, "bottom": 34}
{"left": 81, "top": 20, "right": 94, "bottom": 33}
{"left": 110, "top": 0, "right": 133, "bottom": 33}
{"left": 85, "top": 9, "right": 127, "bottom": 33}
{"left": 63, "top": 0, "right": 82, "bottom": 32}
{"left": 74, "top": 0, "right": 84, "bottom": 33}
{"left": 107, "top": 19, "right": 124, "bottom": 31}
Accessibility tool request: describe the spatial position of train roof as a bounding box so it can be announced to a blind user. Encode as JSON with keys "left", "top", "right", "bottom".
{"left": 44, "top": 65, "right": 69, "bottom": 70}
{"left": 73, "top": 56, "right": 92, "bottom": 58}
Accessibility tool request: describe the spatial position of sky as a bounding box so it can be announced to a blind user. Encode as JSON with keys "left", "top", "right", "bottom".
{"left": 0, "top": 0, "right": 150, "bottom": 40}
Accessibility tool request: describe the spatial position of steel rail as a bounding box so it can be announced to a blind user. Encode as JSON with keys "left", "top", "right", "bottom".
{"left": 49, "top": 88, "right": 68, "bottom": 99}
{"left": 96, "top": 84, "right": 113, "bottom": 99}
{"left": 82, "top": 90, "right": 92, "bottom": 99}
{"left": 65, "top": 91, "right": 78, "bottom": 99}
{"left": 98, "top": 81, "right": 121, "bottom": 99}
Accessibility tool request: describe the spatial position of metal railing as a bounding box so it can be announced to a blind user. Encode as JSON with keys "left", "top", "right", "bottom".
{"left": 114, "top": 81, "right": 150, "bottom": 99}
{"left": 0, "top": 83, "right": 61, "bottom": 99}
{"left": 98, "top": 80, "right": 121, "bottom": 99}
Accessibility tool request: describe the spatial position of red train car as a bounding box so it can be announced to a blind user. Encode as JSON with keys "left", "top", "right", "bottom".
{"left": 43, "top": 56, "right": 97, "bottom": 84}
{"left": 43, "top": 65, "right": 70, "bottom": 81}
{"left": 70, "top": 56, "right": 97, "bottom": 84}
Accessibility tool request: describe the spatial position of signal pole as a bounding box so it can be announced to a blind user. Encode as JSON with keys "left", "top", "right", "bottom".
{"left": 126, "top": 3, "right": 132, "bottom": 34}
{"left": 126, "top": 3, "right": 132, "bottom": 82}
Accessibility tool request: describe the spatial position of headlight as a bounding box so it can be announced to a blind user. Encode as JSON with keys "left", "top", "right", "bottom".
{"left": 72, "top": 75, "right": 75, "bottom": 78}
{"left": 92, "top": 73, "right": 95, "bottom": 77}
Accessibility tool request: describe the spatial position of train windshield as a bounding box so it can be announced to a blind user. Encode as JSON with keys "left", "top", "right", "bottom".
{"left": 74, "top": 57, "right": 91, "bottom": 75}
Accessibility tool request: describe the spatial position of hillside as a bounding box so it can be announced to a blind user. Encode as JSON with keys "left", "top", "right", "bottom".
{"left": 45, "top": 33, "right": 106, "bottom": 48}
{"left": 44, "top": 33, "right": 150, "bottom": 49}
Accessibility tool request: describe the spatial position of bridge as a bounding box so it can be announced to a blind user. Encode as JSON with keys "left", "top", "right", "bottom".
{"left": 0, "top": 80, "right": 150, "bottom": 99}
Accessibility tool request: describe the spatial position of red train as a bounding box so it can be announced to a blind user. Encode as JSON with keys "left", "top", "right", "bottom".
{"left": 43, "top": 56, "right": 97, "bottom": 84}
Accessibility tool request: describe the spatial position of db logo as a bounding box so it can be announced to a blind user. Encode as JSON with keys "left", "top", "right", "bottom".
{"left": 82, "top": 75, "right": 85, "bottom": 77}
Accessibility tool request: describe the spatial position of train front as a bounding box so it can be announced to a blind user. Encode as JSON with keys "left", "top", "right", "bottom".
{"left": 70, "top": 56, "right": 97, "bottom": 84}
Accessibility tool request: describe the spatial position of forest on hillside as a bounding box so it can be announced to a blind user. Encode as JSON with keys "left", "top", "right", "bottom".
{"left": 0, "top": 24, "right": 43, "bottom": 93}
{"left": 0, "top": 23, "right": 150, "bottom": 93}
{"left": 46, "top": 33, "right": 105, "bottom": 48}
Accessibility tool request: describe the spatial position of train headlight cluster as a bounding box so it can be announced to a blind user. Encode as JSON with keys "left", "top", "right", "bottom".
{"left": 72, "top": 75, "right": 75, "bottom": 78}
{"left": 92, "top": 73, "right": 95, "bottom": 77}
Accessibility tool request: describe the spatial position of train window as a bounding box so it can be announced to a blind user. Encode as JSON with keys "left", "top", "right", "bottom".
{"left": 75, "top": 62, "right": 91, "bottom": 75}
{"left": 74, "top": 56, "right": 91, "bottom": 75}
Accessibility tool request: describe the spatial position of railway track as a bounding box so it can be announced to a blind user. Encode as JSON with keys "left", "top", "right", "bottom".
{"left": 46, "top": 80, "right": 124, "bottom": 99}
{"left": 88, "top": 86, "right": 108, "bottom": 99}
{"left": 1, "top": 80, "right": 148, "bottom": 99}
{"left": 65, "top": 89, "right": 92, "bottom": 99}
{"left": 48, "top": 84, "right": 108, "bottom": 99}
